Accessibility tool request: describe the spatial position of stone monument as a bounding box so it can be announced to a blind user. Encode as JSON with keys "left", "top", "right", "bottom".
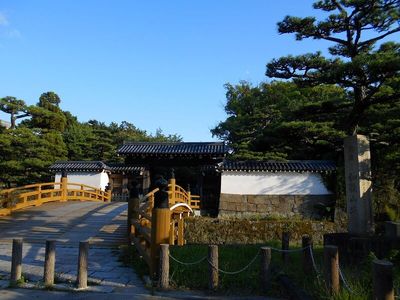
{"left": 344, "top": 134, "right": 373, "bottom": 235}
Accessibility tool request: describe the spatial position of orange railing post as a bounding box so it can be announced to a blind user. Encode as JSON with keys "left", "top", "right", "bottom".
{"left": 60, "top": 173, "right": 68, "bottom": 202}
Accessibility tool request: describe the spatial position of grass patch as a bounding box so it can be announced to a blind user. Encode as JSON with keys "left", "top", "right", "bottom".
{"left": 121, "top": 245, "right": 149, "bottom": 280}
{"left": 169, "top": 241, "right": 285, "bottom": 297}
{"left": 128, "top": 241, "right": 400, "bottom": 299}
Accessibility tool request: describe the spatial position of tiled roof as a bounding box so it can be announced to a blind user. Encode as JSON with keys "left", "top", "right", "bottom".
{"left": 49, "top": 161, "right": 110, "bottom": 172}
{"left": 117, "top": 142, "right": 228, "bottom": 156}
{"left": 221, "top": 160, "right": 336, "bottom": 173}
{"left": 107, "top": 163, "right": 145, "bottom": 174}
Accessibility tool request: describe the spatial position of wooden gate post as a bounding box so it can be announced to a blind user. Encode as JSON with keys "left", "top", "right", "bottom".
{"left": 324, "top": 245, "right": 339, "bottom": 295}
{"left": 10, "top": 238, "right": 23, "bottom": 285}
{"left": 260, "top": 247, "right": 271, "bottom": 291}
{"left": 208, "top": 245, "right": 218, "bottom": 290}
{"left": 150, "top": 178, "right": 171, "bottom": 279}
{"left": 44, "top": 240, "right": 56, "bottom": 286}
{"left": 373, "top": 259, "right": 394, "bottom": 300}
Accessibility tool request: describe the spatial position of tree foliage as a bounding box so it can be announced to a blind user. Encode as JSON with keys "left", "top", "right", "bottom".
{"left": 0, "top": 96, "right": 29, "bottom": 129}
{"left": 266, "top": 0, "right": 400, "bottom": 134}
{"left": 213, "top": 0, "right": 400, "bottom": 218}
{"left": 0, "top": 92, "right": 181, "bottom": 188}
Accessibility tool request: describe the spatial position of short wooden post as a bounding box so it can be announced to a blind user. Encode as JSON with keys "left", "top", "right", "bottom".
{"left": 77, "top": 241, "right": 89, "bottom": 289}
{"left": 324, "top": 245, "right": 339, "bottom": 295}
{"left": 373, "top": 259, "right": 394, "bottom": 300}
{"left": 208, "top": 245, "right": 218, "bottom": 290}
{"left": 10, "top": 238, "right": 23, "bottom": 285}
{"left": 44, "top": 240, "right": 56, "bottom": 286}
{"left": 159, "top": 244, "right": 169, "bottom": 289}
{"left": 177, "top": 217, "right": 184, "bottom": 246}
{"left": 302, "top": 235, "right": 313, "bottom": 274}
{"left": 282, "top": 231, "right": 290, "bottom": 264}
{"left": 260, "top": 247, "right": 271, "bottom": 291}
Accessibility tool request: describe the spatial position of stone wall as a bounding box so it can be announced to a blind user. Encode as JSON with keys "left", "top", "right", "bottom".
{"left": 218, "top": 193, "right": 335, "bottom": 219}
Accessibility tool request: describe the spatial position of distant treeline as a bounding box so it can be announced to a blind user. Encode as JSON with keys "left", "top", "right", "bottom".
{"left": 0, "top": 92, "right": 180, "bottom": 188}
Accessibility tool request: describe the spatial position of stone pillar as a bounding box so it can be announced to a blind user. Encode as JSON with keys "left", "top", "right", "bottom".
{"left": 344, "top": 135, "right": 373, "bottom": 235}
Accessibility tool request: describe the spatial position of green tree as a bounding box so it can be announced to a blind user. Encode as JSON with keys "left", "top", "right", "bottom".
{"left": 211, "top": 81, "right": 347, "bottom": 160}
{"left": 266, "top": 0, "right": 400, "bottom": 135}
{"left": 0, "top": 96, "right": 30, "bottom": 129}
{"left": 26, "top": 92, "right": 67, "bottom": 132}
{"left": 0, "top": 128, "right": 66, "bottom": 187}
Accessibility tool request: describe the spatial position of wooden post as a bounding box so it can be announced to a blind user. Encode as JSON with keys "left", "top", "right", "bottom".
{"left": 260, "top": 247, "right": 271, "bottom": 292}
{"left": 159, "top": 244, "right": 169, "bottom": 289}
{"left": 169, "top": 220, "right": 175, "bottom": 245}
{"left": 373, "top": 260, "right": 394, "bottom": 300}
{"left": 282, "top": 231, "right": 290, "bottom": 264}
{"left": 127, "top": 197, "right": 134, "bottom": 235}
{"left": 150, "top": 208, "right": 171, "bottom": 278}
{"left": 169, "top": 173, "right": 176, "bottom": 205}
{"left": 324, "top": 245, "right": 339, "bottom": 295}
{"left": 302, "top": 236, "right": 313, "bottom": 274}
{"left": 208, "top": 245, "right": 218, "bottom": 290}
{"left": 60, "top": 173, "right": 68, "bottom": 202}
{"left": 44, "top": 240, "right": 56, "bottom": 286}
{"left": 77, "top": 241, "right": 89, "bottom": 289}
{"left": 178, "top": 217, "right": 184, "bottom": 246}
{"left": 10, "top": 238, "right": 23, "bottom": 285}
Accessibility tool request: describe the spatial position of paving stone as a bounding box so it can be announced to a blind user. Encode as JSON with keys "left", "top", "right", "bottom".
{"left": 87, "top": 285, "right": 115, "bottom": 293}
{"left": 0, "top": 280, "right": 8, "bottom": 288}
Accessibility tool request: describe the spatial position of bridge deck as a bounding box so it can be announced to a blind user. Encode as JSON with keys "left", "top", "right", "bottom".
{"left": 0, "top": 201, "right": 128, "bottom": 247}
{"left": 0, "top": 202, "right": 150, "bottom": 293}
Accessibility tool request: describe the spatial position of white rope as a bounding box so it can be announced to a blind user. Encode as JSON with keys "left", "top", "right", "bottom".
{"left": 168, "top": 254, "right": 207, "bottom": 266}
{"left": 207, "top": 250, "right": 260, "bottom": 275}
{"left": 339, "top": 265, "right": 357, "bottom": 295}
{"left": 269, "top": 245, "right": 311, "bottom": 253}
{"left": 308, "top": 246, "right": 321, "bottom": 275}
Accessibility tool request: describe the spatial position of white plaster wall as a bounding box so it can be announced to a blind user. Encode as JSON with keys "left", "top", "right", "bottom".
{"left": 55, "top": 171, "right": 110, "bottom": 191}
{"left": 221, "top": 171, "right": 331, "bottom": 195}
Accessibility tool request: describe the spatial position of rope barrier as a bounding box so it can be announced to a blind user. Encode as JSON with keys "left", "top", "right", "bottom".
{"left": 269, "top": 245, "right": 311, "bottom": 253}
{"left": 169, "top": 254, "right": 207, "bottom": 266}
{"left": 308, "top": 246, "right": 321, "bottom": 275}
{"left": 338, "top": 265, "right": 358, "bottom": 295}
{"left": 207, "top": 250, "right": 260, "bottom": 275}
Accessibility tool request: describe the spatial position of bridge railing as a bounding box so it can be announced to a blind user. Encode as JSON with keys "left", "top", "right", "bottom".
{"left": 129, "top": 178, "right": 200, "bottom": 275}
{"left": 0, "top": 178, "right": 110, "bottom": 216}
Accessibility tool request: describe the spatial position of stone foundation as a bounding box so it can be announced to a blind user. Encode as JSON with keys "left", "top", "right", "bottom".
{"left": 218, "top": 193, "right": 335, "bottom": 219}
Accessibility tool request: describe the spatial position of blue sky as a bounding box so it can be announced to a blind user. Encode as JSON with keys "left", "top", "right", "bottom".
{"left": 0, "top": 1, "right": 337, "bottom": 141}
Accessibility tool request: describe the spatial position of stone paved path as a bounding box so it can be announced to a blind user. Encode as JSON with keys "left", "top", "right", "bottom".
{"left": 0, "top": 201, "right": 147, "bottom": 294}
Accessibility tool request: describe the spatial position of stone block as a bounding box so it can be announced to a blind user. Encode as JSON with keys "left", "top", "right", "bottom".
{"left": 225, "top": 202, "right": 236, "bottom": 211}
{"left": 344, "top": 134, "right": 373, "bottom": 234}
{"left": 221, "top": 194, "right": 244, "bottom": 203}
{"left": 247, "top": 195, "right": 267, "bottom": 205}
{"left": 256, "top": 204, "right": 268, "bottom": 212}
{"left": 247, "top": 203, "right": 257, "bottom": 212}
{"left": 219, "top": 201, "right": 228, "bottom": 210}
{"left": 235, "top": 203, "right": 247, "bottom": 212}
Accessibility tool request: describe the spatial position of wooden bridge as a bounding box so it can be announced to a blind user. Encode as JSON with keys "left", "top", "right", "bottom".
{"left": 0, "top": 176, "right": 110, "bottom": 216}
